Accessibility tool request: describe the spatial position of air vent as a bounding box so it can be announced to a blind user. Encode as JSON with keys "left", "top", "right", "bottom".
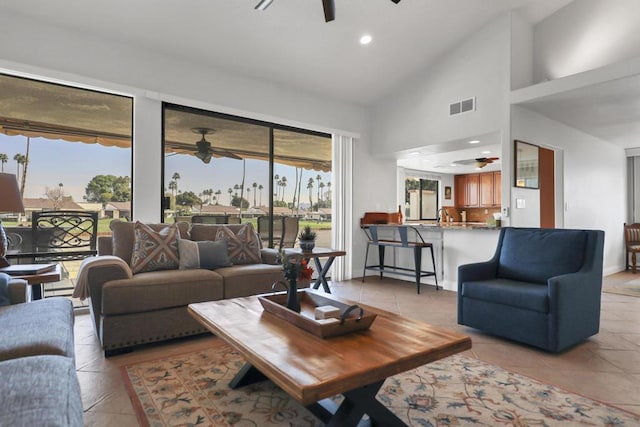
{"left": 449, "top": 97, "right": 476, "bottom": 116}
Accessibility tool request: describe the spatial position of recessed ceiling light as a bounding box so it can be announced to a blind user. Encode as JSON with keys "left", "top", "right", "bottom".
{"left": 360, "top": 34, "right": 373, "bottom": 45}
{"left": 481, "top": 150, "right": 491, "bottom": 154}
{"left": 468, "top": 140, "right": 480, "bottom": 144}
{"left": 450, "top": 163, "right": 457, "bottom": 167}
{"left": 410, "top": 151, "right": 420, "bottom": 156}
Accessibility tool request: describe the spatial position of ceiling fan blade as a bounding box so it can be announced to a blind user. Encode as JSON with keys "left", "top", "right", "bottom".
{"left": 212, "top": 148, "right": 242, "bottom": 160}
{"left": 255, "top": 0, "right": 274, "bottom": 10}
{"left": 322, "top": 0, "right": 335, "bottom": 22}
{"left": 453, "top": 159, "right": 476, "bottom": 165}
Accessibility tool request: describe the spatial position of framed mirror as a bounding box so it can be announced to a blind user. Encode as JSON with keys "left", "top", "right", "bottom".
{"left": 514, "top": 140, "right": 539, "bottom": 189}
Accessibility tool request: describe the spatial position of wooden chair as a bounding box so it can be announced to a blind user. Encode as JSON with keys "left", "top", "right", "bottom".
{"left": 624, "top": 223, "right": 640, "bottom": 273}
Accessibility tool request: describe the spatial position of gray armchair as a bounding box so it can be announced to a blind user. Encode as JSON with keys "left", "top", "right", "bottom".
{"left": 0, "top": 274, "right": 29, "bottom": 305}
{"left": 458, "top": 227, "right": 605, "bottom": 353}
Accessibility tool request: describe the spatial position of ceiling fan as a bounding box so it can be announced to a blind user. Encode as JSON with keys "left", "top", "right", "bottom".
{"left": 255, "top": 0, "right": 401, "bottom": 22}
{"left": 453, "top": 157, "right": 499, "bottom": 169}
{"left": 192, "top": 127, "right": 242, "bottom": 164}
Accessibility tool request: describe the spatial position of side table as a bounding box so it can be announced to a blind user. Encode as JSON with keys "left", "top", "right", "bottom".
{"left": 283, "top": 247, "right": 346, "bottom": 293}
{"left": 0, "top": 264, "right": 61, "bottom": 300}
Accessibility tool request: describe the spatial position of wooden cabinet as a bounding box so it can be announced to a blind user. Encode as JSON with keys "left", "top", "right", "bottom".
{"left": 455, "top": 171, "right": 501, "bottom": 208}
{"left": 493, "top": 171, "right": 501, "bottom": 206}
{"left": 454, "top": 175, "right": 467, "bottom": 207}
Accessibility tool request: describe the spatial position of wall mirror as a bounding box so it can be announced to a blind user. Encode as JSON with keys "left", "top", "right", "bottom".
{"left": 514, "top": 140, "right": 539, "bottom": 189}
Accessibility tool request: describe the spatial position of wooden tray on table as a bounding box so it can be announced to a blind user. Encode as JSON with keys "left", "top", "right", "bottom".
{"left": 258, "top": 289, "right": 377, "bottom": 338}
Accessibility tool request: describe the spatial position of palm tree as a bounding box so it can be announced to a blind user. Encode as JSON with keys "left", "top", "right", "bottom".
{"left": 13, "top": 153, "right": 26, "bottom": 194}
{"left": 171, "top": 172, "right": 180, "bottom": 194}
{"left": 233, "top": 184, "right": 239, "bottom": 197}
{"left": 227, "top": 188, "right": 233, "bottom": 205}
{"left": 252, "top": 182, "right": 257, "bottom": 207}
{"left": 280, "top": 176, "right": 287, "bottom": 202}
{"left": 258, "top": 184, "right": 263, "bottom": 207}
{"left": 307, "top": 178, "right": 314, "bottom": 210}
{"left": 319, "top": 182, "right": 326, "bottom": 204}
{"left": 0, "top": 153, "right": 7, "bottom": 172}
{"left": 326, "top": 181, "right": 332, "bottom": 201}
{"left": 20, "top": 137, "right": 31, "bottom": 197}
{"left": 273, "top": 174, "right": 279, "bottom": 200}
{"left": 316, "top": 174, "right": 322, "bottom": 206}
{"left": 215, "top": 189, "right": 222, "bottom": 205}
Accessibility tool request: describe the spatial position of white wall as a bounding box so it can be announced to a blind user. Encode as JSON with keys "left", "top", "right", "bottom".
{"left": 533, "top": 0, "right": 640, "bottom": 83}
{"left": 0, "top": 8, "right": 381, "bottom": 278}
{"left": 512, "top": 106, "right": 626, "bottom": 274}
{"left": 371, "top": 15, "right": 512, "bottom": 156}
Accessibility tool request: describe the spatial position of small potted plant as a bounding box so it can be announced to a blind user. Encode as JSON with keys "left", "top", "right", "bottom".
{"left": 298, "top": 225, "right": 317, "bottom": 252}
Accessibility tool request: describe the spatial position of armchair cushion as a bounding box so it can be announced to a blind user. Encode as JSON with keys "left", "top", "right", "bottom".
{"left": 461, "top": 278, "right": 549, "bottom": 313}
{"left": 497, "top": 228, "right": 587, "bottom": 284}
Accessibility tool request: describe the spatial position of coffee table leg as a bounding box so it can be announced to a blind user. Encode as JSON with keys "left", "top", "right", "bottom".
{"left": 306, "top": 380, "right": 406, "bottom": 427}
{"left": 311, "top": 256, "right": 335, "bottom": 293}
{"left": 228, "top": 362, "right": 267, "bottom": 389}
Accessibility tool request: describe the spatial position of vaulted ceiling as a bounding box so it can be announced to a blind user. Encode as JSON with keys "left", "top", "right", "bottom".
{"left": 0, "top": 0, "right": 570, "bottom": 106}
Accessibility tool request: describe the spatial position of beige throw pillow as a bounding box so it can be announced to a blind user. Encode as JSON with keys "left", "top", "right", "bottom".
{"left": 214, "top": 223, "right": 261, "bottom": 265}
{"left": 131, "top": 222, "right": 180, "bottom": 274}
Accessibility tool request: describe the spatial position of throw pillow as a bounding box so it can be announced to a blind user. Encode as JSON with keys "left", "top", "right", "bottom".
{"left": 110, "top": 220, "right": 189, "bottom": 265}
{"left": 178, "top": 239, "right": 232, "bottom": 270}
{"left": 215, "top": 223, "right": 261, "bottom": 265}
{"left": 131, "top": 222, "right": 180, "bottom": 274}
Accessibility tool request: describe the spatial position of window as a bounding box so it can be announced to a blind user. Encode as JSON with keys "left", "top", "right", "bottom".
{"left": 405, "top": 177, "right": 439, "bottom": 220}
{"left": 162, "top": 103, "right": 332, "bottom": 248}
{"left": 0, "top": 73, "right": 133, "bottom": 306}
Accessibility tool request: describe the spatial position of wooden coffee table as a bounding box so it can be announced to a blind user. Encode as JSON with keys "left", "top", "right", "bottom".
{"left": 189, "top": 291, "right": 471, "bottom": 426}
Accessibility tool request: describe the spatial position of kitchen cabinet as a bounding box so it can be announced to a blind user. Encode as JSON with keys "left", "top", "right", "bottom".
{"left": 493, "top": 171, "right": 501, "bottom": 206}
{"left": 455, "top": 171, "right": 500, "bottom": 207}
{"left": 454, "top": 175, "right": 467, "bottom": 207}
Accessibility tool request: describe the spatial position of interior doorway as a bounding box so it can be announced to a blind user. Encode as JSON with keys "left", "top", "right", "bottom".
{"left": 539, "top": 146, "right": 555, "bottom": 228}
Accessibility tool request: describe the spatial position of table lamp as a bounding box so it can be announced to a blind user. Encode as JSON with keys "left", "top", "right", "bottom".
{"left": 0, "top": 173, "right": 25, "bottom": 267}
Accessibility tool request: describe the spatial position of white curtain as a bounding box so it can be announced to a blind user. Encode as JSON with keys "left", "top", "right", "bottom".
{"left": 331, "top": 134, "right": 354, "bottom": 281}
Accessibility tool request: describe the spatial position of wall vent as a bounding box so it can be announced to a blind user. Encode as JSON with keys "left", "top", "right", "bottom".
{"left": 449, "top": 97, "right": 475, "bottom": 116}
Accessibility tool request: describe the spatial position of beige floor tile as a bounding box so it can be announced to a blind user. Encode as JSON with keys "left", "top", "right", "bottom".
{"left": 73, "top": 272, "right": 640, "bottom": 423}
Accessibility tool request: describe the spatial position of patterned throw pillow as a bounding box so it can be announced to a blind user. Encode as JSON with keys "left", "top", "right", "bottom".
{"left": 178, "top": 239, "right": 232, "bottom": 270}
{"left": 131, "top": 222, "right": 180, "bottom": 274}
{"left": 215, "top": 223, "right": 261, "bottom": 265}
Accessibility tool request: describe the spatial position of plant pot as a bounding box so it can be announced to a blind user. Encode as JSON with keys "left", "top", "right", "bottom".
{"left": 299, "top": 240, "right": 315, "bottom": 252}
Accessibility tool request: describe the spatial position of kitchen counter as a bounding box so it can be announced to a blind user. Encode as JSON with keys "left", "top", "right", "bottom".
{"left": 406, "top": 221, "right": 501, "bottom": 230}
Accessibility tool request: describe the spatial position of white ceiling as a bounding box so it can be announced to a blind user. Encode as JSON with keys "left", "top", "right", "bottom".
{"left": 397, "top": 132, "right": 502, "bottom": 174}
{"left": 515, "top": 74, "right": 640, "bottom": 149}
{"left": 0, "top": 0, "right": 571, "bottom": 106}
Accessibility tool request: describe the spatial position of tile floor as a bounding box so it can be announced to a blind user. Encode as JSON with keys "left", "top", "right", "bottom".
{"left": 76, "top": 273, "right": 640, "bottom": 426}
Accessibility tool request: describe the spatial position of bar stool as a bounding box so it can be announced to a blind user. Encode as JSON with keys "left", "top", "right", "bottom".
{"left": 362, "top": 225, "right": 438, "bottom": 293}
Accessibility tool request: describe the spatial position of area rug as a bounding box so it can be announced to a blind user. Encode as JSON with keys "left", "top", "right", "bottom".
{"left": 122, "top": 340, "right": 640, "bottom": 427}
{"left": 603, "top": 282, "right": 640, "bottom": 297}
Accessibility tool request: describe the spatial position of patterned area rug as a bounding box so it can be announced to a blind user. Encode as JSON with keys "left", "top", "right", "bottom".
{"left": 603, "top": 282, "right": 640, "bottom": 297}
{"left": 122, "top": 340, "right": 640, "bottom": 426}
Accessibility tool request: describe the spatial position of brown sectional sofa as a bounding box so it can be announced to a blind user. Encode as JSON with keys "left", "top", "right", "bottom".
{"left": 83, "top": 222, "right": 286, "bottom": 356}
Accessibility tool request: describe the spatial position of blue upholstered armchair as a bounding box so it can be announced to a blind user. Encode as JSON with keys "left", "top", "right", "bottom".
{"left": 458, "top": 227, "right": 605, "bottom": 353}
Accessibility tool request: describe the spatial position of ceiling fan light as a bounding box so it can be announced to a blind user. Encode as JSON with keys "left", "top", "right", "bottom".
{"left": 255, "top": 0, "right": 274, "bottom": 11}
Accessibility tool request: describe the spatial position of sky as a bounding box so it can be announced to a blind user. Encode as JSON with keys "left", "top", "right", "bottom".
{"left": 0, "top": 133, "right": 331, "bottom": 206}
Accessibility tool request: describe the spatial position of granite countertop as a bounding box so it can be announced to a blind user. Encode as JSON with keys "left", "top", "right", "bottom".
{"left": 406, "top": 221, "right": 501, "bottom": 230}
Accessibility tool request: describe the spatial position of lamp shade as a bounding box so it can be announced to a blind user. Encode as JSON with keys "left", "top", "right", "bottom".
{"left": 0, "top": 173, "right": 25, "bottom": 213}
